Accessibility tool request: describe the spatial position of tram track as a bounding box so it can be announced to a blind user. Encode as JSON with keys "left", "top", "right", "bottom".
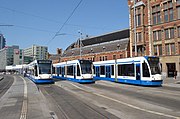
{"left": 83, "top": 82, "right": 180, "bottom": 111}
{"left": 39, "top": 85, "right": 70, "bottom": 119}
{"left": 38, "top": 84, "right": 119, "bottom": 119}
{"left": 55, "top": 81, "right": 180, "bottom": 119}
{"left": 0, "top": 75, "right": 14, "bottom": 98}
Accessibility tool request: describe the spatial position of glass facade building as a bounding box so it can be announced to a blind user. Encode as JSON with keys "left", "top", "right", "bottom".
{"left": 0, "top": 34, "right": 6, "bottom": 50}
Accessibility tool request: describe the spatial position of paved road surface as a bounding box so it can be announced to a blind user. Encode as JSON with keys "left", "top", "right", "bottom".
{"left": 0, "top": 75, "right": 180, "bottom": 119}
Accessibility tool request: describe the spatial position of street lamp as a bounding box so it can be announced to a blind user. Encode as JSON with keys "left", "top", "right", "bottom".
{"left": 78, "top": 31, "right": 82, "bottom": 59}
{"left": 133, "top": 0, "right": 137, "bottom": 57}
{"left": 55, "top": 32, "right": 83, "bottom": 59}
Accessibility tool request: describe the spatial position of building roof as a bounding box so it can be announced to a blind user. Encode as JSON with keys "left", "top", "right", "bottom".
{"left": 65, "top": 29, "right": 130, "bottom": 51}
{"left": 63, "top": 38, "right": 129, "bottom": 57}
{"left": 82, "top": 29, "right": 129, "bottom": 46}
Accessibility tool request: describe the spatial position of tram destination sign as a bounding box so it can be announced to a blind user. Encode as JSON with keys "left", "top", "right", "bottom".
{"left": 38, "top": 60, "right": 52, "bottom": 64}
{"left": 147, "top": 57, "right": 159, "bottom": 62}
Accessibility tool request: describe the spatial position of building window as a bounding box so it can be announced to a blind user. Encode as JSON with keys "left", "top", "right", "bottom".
{"left": 179, "top": 43, "right": 180, "bottom": 54}
{"left": 177, "top": 0, "right": 180, "bottom": 5}
{"left": 136, "top": 32, "right": 142, "bottom": 42}
{"left": 169, "top": 1, "right": 173, "bottom": 8}
{"left": 154, "top": 45, "right": 162, "bottom": 56}
{"left": 178, "top": 26, "right": 180, "bottom": 37}
{"left": 169, "top": 9, "right": 173, "bottom": 21}
{"left": 157, "top": 12, "right": 161, "bottom": 23}
{"left": 102, "top": 56, "right": 105, "bottom": 61}
{"left": 152, "top": 5, "right": 161, "bottom": 25}
{"left": 165, "top": 43, "right": 175, "bottom": 55}
{"left": 164, "top": 2, "right": 168, "bottom": 9}
{"left": 105, "top": 56, "right": 107, "bottom": 60}
{"left": 170, "top": 43, "right": 175, "bottom": 55}
{"left": 177, "top": 7, "right": 180, "bottom": 19}
{"left": 120, "top": 54, "right": 123, "bottom": 58}
{"left": 170, "top": 28, "right": 174, "bottom": 38}
{"left": 136, "top": 8, "right": 141, "bottom": 26}
{"left": 113, "top": 55, "right": 116, "bottom": 60}
{"left": 164, "top": 10, "right": 168, "bottom": 22}
{"left": 153, "top": 13, "right": 157, "bottom": 24}
{"left": 154, "top": 45, "right": 157, "bottom": 55}
{"left": 137, "top": 14, "right": 141, "bottom": 26}
{"left": 158, "top": 30, "right": 162, "bottom": 40}
{"left": 165, "top": 29, "right": 169, "bottom": 39}
{"left": 163, "top": 1, "right": 174, "bottom": 22}
{"left": 165, "top": 44, "right": 170, "bottom": 55}
{"left": 153, "top": 31, "right": 157, "bottom": 41}
{"left": 153, "top": 30, "right": 162, "bottom": 41}
{"left": 158, "top": 45, "right": 162, "bottom": 56}
{"left": 165, "top": 28, "right": 174, "bottom": 39}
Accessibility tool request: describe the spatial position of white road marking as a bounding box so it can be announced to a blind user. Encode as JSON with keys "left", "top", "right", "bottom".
{"left": 70, "top": 82, "right": 180, "bottom": 119}
{"left": 20, "top": 76, "right": 27, "bottom": 119}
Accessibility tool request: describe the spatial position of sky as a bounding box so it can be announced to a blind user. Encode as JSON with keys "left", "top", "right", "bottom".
{"left": 0, "top": 0, "right": 129, "bottom": 53}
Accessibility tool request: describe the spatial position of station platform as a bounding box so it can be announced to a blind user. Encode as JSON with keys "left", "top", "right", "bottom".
{"left": 0, "top": 75, "right": 52, "bottom": 119}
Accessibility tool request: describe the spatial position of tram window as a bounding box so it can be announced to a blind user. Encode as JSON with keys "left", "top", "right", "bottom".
{"left": 118, "top": 64, "right": 134, "bottom": 76}
{"left": 100, "top": 66, "right": 105, "bottom": 75}
{"left": 67, "top": 65, "right": 73, "bottom": 75}
{"left": 77, "top": 65, "right": 80, "bottom": 76}
{"left": 143, "top": 63, "right": 150, "bottom": 77}
{"left": 118, "top": 65, "right": 123, "bottom": 76}
{"left": 111, "top": 65, "right": 114, "bottom": 75}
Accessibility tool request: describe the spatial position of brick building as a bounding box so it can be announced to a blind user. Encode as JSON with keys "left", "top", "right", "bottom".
{"left": 128, "top": 0, "right": 180, "bottom": 78}
{"left": 61, "top": 29, "right": 130, "bottom": 62}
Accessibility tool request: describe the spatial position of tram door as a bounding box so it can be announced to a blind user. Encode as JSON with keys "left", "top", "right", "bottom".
{"left": 62, "top": 67, "right": 64, "bottom": 77}
{"left": 57, "top": 67, "right": 60, "bottom": 76}
{"left": 136, "top": 64, "right": 141, "bottom": 80}
{"left": 73, "top": 65, "right": 76, "bottom": 79}
{"left": 95, "top": 66, "right": 100, "bottom": 77}
{"left": 105, "top": 66, "right": 111, "bottom": 78}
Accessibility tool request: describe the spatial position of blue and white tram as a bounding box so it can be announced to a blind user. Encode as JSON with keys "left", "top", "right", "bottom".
{"left": 53, "top": 60, "right": 95, "bottom": 83}
{"left": 93, "top": 56, "right": 162, "bottom": 86}
{"left": 25, "top": 60, "right": 54, "bottom": 84}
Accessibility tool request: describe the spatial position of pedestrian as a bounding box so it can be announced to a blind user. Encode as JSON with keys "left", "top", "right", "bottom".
{"left": 174, "top": 70, "right": 177, "bottom": 80}
{"left": 23, "top": 70, "right": 26, "bottom": 77}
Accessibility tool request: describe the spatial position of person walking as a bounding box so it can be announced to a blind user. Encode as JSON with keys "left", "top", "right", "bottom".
{"left": 23, "top": 70, "right": 26, "bottom": 77}
{"left": 174, "top": 70, "right": 177, "bottom": 80}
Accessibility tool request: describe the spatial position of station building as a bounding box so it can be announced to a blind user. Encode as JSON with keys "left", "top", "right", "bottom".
{"left": 56, "top": 0, "right": 180, "bottom": 78}
{"left": 0, "top": 45, "right": 22, "bottom": 69}
{"left": 128, "top": 0, "right": 180, "bottom": 78}
{"left": 60, "top": 29, "right": 130, "bottom": 62}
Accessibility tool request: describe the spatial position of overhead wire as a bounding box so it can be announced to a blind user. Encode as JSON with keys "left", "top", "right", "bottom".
{"left": 46, "top": 0, "right": 83, "bottom": 45}
{"left": 0, "top": 5, "right": 60, "bottom": 23}
{"left": 0, "top": 4, "right": 114, "bottom": 33}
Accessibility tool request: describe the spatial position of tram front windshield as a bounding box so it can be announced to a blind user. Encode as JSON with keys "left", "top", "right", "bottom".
{"left": 38, "top": 63, "right": 51, "bottom": 74}
{"left": 147, "top": 57, "right": 161, "bottom": 75}
{"left": 80, "top": 60, "right": 92, "bottom": 74}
